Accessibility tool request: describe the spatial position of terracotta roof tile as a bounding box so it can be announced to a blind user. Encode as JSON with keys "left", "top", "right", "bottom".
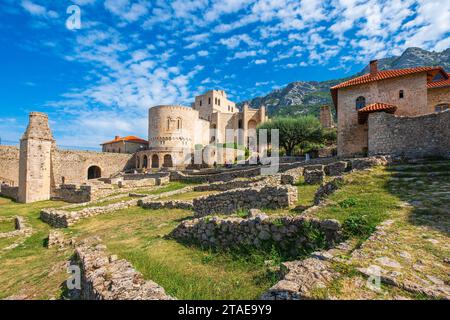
{"left": 331, "top": 66, "right": 444, "bottom": 90}
{"left": 357, "top": 102, "right": 397, "bottom": 124}
{"left": 358, "top": 102, "right": 397, "bottom": 113}
{"left": 427, "top": 73, "right": 450, "bottom": 89}
{"left": 101, "top": 136, "right": 148, "bottom": 145}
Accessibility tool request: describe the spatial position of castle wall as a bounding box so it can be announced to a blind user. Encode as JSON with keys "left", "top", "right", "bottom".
{"left": 368, "top": 110, "right": 450, "bottom": 158}
{"left": 51, "top": 150, "right": 134, "bottom": 186}
{"left": 427, "top": 87, "right": 450, "bottom": 112}
{"left": 337, "top": 73, "right": 428, "bottom": 156}
{"left": 0, "top": 146, "right": 20, "bottom": 185}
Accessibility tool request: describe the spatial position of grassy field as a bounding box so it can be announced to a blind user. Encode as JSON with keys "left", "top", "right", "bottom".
{"left": 0, "top": 161, "right": 448, "bottom": 299}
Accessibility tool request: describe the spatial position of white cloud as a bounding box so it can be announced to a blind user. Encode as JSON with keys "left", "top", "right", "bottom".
{"left": 254, "top": 59, "right": 267, "bottom": 64}
{"left": 21, "top": 0, "right": 58, "bottom": 19}
{"left": 104, "top": 0, "right": 149, "bottom": 23}
{"left": 219, "top": 34, "right": 260, "bottom": 49}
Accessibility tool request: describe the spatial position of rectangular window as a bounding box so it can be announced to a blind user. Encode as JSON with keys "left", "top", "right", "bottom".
{"left": 208, "top": 97, "right": 211, "bottom": 104}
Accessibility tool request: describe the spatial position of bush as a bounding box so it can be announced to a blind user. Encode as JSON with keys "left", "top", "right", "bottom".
{"left": 342, "top": 214, "right": 375, "bottom": 238}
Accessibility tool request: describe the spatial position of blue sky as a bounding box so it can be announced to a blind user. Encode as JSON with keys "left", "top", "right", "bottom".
{"left": 0, "top": 0, "right": 449, "bottom": 149}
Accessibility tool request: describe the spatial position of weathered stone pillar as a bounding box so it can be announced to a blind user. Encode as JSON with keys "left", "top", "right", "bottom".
{"left": 18, "top": 112, "right": 55, "bottom": 203}
{"left": 320, "top": 105, "right": 334, "bottom": 128}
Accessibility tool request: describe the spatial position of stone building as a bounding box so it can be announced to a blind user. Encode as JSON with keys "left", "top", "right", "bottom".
{"left": 331, "top": 60, "right": 450, "bottom": 157}
{"left": 101, "top": 136, "right": 148, "bottom": 154}
{"left": 319, "top": 105, "right": 334, "bottom": 128}
{"left": 136, "top": 90, "right": 268, "bottom": 169}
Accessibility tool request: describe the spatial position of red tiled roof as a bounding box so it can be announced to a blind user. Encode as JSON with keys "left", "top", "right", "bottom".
{"left": 357, "top": 102, "right": 397, "bottom": 124}
{"left": 427, "top": 73, "right": 450, "bottom": 89}
{"left": 330, "top": 66, "right": 448, "bottom": 112}
{"left": 358, "top": 102, "right": 398, "bottom": 113}
{"left": 331, "top": 67, "right": 445, "bottom": 90}
{"left": 101, "top": 136, "right": 148, "bottom": 145}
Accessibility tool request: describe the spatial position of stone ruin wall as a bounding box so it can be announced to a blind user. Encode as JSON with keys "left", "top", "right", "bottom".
{"left": 74, "top": 239, "right": 174, "bottom": 300}
{"left": 193, "top": 185, "right": 298, "bottom": 217}
{"left": 368, "top": 110, "right": 450, "bottom": 158}
{"left": 0, "top": 146, "right": 20, "bottom": 185}
{"left": 170, "top": 211, "right": 342, "bottom": 256}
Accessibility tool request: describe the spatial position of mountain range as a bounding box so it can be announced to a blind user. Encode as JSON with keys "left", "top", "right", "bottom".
{"left": 238, "top": 47, "right": 450, "bottom": 117}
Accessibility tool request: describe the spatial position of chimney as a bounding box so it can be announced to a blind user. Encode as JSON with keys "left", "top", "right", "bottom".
{"left": 115, "top": 135, "right": 120, "bottom": 140}
{"left": 369, "top": 60, "right": 378, "bottom": 77}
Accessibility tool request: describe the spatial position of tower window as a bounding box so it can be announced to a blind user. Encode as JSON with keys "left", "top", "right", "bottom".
{"left": 399, "top": 90, "right": 404, "bottom": 99}
{"left": 355, "top": 96, "right": 366, "bottom": 110}
{"left": 208, "top": 97, "right": 211, "bottom": 104}
{"left": 199, "top": 100, "right": 202, "bottom": 106}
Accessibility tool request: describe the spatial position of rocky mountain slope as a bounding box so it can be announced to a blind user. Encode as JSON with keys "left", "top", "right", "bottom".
{"left": 239, "top": 47, "right": 450, "bottom": 117}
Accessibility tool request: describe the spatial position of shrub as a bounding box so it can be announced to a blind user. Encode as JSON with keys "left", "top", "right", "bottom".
{"left": 342, "top": 214, "right": 375, "bottom": 238}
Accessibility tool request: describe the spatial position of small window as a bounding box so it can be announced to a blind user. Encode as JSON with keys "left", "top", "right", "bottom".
{"left": 399, "top": 90, "right": 404, "bottom": 99}
{"left": 208, "top": 97, "right": 211, "bottom": 104}
{"left": 435, "top": 104, "right": 449, "bottom": 113}
{"left": 218, "top": 99, "right": 221, "bottom": 106}
{"left": 356, "top": 96, "right": 366, "bottom": 110}
{"left": 199, "top": 100, "right": 202, "bottom": 106}
{"left": 167, "top": 118, "right": 170, "bottom": 130}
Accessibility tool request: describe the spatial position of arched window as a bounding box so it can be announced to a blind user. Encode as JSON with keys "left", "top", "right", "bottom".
{"left": 151, "top": 155, "right": 159, "bottom": 168}
{"left": 399, "top": 90, "right": 404, "bottom": 99}
{"left": 142, "top": 155, "right": 148, "bottom": 168}
{"left": 163, "top": 154, "right": 173, "bottom": 167}
{"left": 356, "top": 96, "right": 366, "bottom": 110}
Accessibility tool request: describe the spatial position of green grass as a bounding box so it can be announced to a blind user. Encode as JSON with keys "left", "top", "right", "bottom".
{"left": 68, "top": 207, "right": 277, "bottom": 299}
{"left": 0, "top": 198, "right": 71, "bottom": 299}
{"left": 0, "top": 220, "right": 15, "bottom": 233}
{"left": 312, "top": 167, "right": 399, "bottom": 239}
{"left": 132, "top": 181, "right": 190, "bottom": 195}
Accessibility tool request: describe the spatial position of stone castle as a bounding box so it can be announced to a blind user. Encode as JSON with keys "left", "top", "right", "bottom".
{"left": 0, "top": 90, "right": 267, "bottom": 203}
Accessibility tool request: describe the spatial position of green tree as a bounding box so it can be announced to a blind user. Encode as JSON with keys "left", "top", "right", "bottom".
{"left": 257, "top": 116, "right": 324, "bottom": 156}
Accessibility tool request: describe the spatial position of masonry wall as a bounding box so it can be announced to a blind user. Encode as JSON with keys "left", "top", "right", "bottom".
{"left": 427, "top": 87, "right": 450, "bottom": 112}
{"left": 337, "top": 73, "right": 428, "bottom": 156}
{"left": 368, "top": 110, "right": 450, "bottom": 158}
{"left": 51, "top": 150, "right": 134, "bottom": 186}
{"left": 0, "top": 146, "right": 19, "bottom": 185}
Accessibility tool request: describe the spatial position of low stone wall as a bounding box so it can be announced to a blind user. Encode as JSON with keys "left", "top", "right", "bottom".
{"left": 55, "top": 185, "right": 93, "bottom": 203}
{"left": 73, "top": 239, "right": 174, "bottom": 300}
{"left": 40, "top": 199, "right": 140, "bottom": 228}
{"left": 304, "top": 169, "right": 324, "bottom": 184}
{"left": 193, "top": 175, "right": 281, "bottom": 192}
{"left": 118, "top": 178, "right": 156, "bottom": 188}
{"left": 40, "top": 186, "right": 195, "bottom": 228}
{"left": 0, "top": 185, "right": 18, "bottom": 201}
{"left": 280, "top": 167, "right": 304, "bottom": 185}
{"left": 171, "top": 166, "right": 263, "bottom": 183}
{"left": 138, "top": 199, "right": 193, "bottom": 210}
{"left": 325, "top": 161, "right": 348, "bottom": 176}
{"left": 193, "top": 185, "right": 298, "bottom": 217}
{"left": 170, "top": 211, "right": 342, "bottom": 256}
{"left": 313, "top": 177, "right": 345, "bottom": 205}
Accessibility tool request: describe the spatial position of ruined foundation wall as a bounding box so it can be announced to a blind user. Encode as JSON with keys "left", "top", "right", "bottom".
{"left": 368, "top": 111, "right": 450, "bottom": 158}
